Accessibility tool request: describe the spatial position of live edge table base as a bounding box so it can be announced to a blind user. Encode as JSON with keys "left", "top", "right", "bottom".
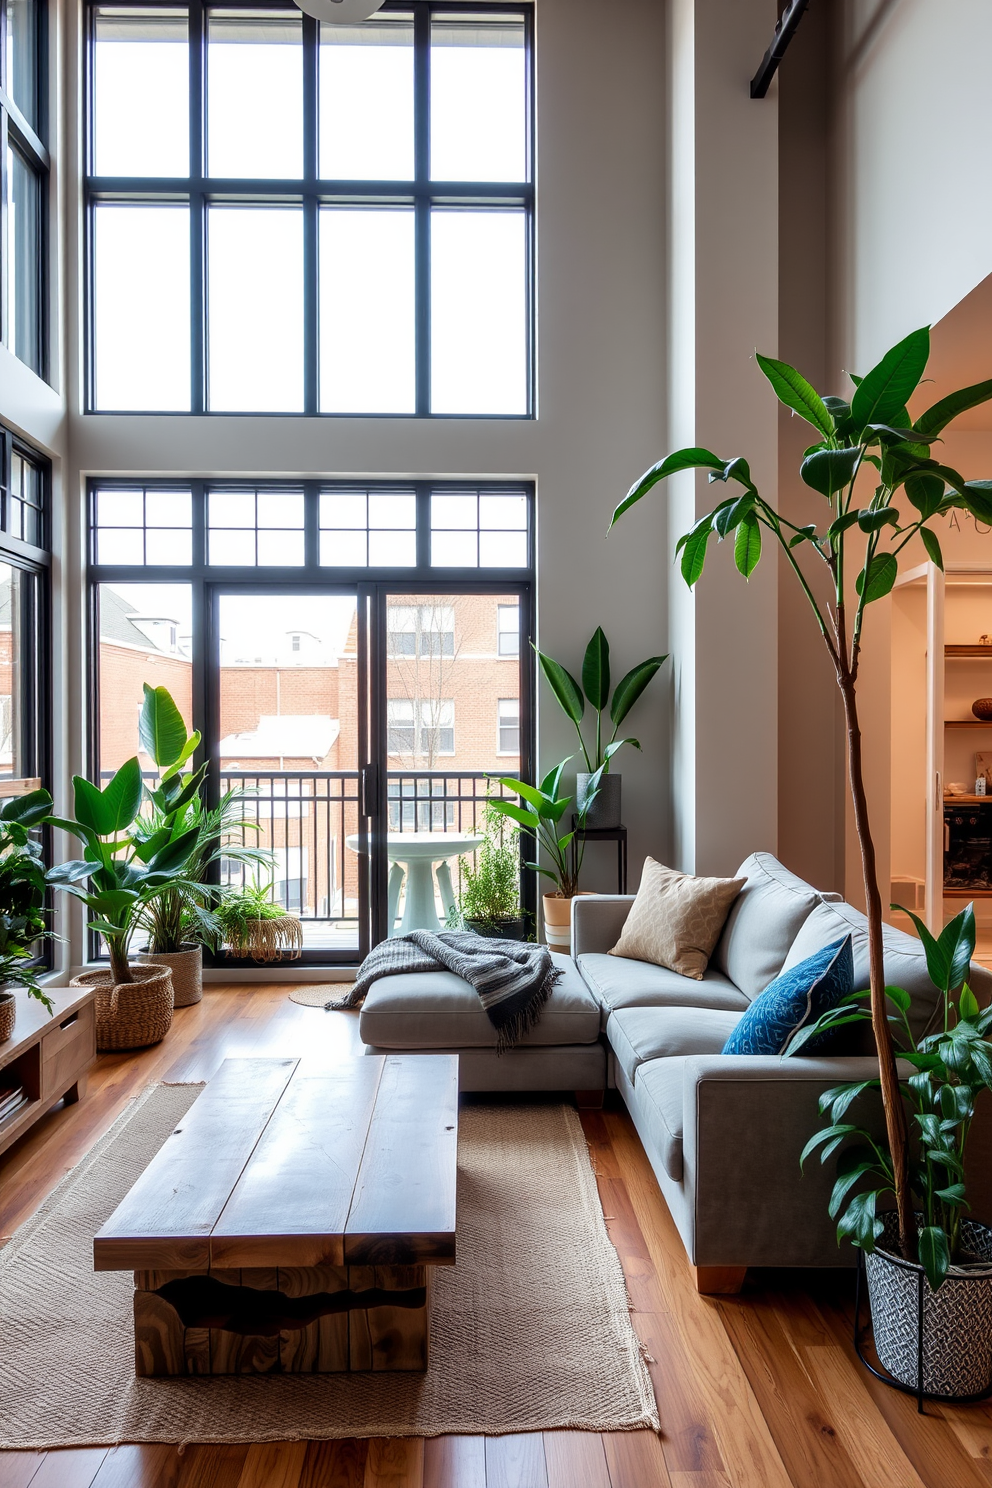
{"left": 133, "top": 1262, "right": 430, "bottom": 1376}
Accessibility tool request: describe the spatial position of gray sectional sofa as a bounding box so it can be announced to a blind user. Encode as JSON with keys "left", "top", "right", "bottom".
{"left": 358, "top": 850, "right": 992, "bottom": 1289}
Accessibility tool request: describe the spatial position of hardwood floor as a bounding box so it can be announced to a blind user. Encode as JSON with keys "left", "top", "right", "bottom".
{"left": 1, "top": 984, "right": 991, "bottom": 1488}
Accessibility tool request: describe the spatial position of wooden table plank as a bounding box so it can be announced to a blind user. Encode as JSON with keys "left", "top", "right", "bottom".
{"left": 345, "top": 1055, "right": 459, "bottom": 1266}
{"left": 210, "top": 1060, "right": 385, "bottom": 1268}
{"left": 93, "top": 1060, "right": 298, "bottom": 1271}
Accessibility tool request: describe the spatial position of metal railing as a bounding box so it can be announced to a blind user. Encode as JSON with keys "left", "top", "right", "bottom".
{"left": 218, "top": 769, "right": 516, "bottom": 934}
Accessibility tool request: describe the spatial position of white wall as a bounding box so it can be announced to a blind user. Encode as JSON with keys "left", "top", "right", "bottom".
{"left": 834, "top": 0, "right": 992, "bottom": 373}
{"left": 56, "top": 0, "right": 671, "bottom": 967}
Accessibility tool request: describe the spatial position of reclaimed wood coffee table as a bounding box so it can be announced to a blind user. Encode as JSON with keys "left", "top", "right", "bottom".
{"left": 93, "top": 1054, "right": 458, "bottom": 1377}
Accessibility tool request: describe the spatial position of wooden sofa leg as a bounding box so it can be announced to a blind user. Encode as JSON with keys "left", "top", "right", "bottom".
{"left": 694, "top": 1266, "right": 746, "bottom": 1295}
{"left": 574, "top": 1089, "right": 604, "bottom": 1109}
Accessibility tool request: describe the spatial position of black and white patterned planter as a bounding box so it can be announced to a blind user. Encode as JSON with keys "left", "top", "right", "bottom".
{"left": 861, "top": 1211, "right": 992, "bottom": 1402}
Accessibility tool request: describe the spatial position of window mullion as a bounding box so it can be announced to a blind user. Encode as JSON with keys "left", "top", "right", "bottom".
{"left": 414, "top": 2, "right": 430, "bottom": 416}
{"left": 190, "top": 0, "right": 205, "bottom": 413}
{"left": 303, "top": 14, "right": 317, "bottom": 414}
{"left": 0, "top": 110, "right": 9, "bottom": 355}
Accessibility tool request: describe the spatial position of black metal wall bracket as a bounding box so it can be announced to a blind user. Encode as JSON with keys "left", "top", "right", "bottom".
{"left": 750, "top": 0, "right": 813, "bottom": 98}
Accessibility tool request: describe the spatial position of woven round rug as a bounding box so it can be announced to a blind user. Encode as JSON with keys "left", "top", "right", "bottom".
{"left": 0, "top": 1081, "right": 658, "bottom": 1446}
{"left": 287, "top": 985, "right": 354, "bottom": 1008}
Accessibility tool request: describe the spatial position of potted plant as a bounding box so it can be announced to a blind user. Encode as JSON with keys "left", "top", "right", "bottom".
{"left": 794, "top": 902, "right": 992, "bottom": 1398}
{"left": 214, "top": 883, "right": 303, "bottom": 962}
{"left": 458, "top": 798, "right": 527, "bottom": 940}
{"left": 132, "top": 685, "right": 269, "bottom": 1006}
{"left": 536, "top": 629, "right": 667, "bottom": 828}
{"left": 47, "top": 759, "right": 199, "bottom": 1050}
{"left": 611, "top": 324, "right": 992, "bottom": 1397}
{"left": 490, "top": 761, "right": 599, "bottom": 952}
{"left": 0, "top": 788, "right": 58, "bottom": 1039}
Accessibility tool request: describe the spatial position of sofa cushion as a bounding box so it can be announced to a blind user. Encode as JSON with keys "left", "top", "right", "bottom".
{"left": 607, "top": 1005, "right": 743, "bottom": 1083}
{"left": 712, "top": 851, "right": 829, "bottom": 1001}
{"left": 632, "top": 1058, "right": 686, "bottom": 1181}
{"left": 782, "top": 900, "right": 941, "bottom": 1049}
{"left": 609, "top": 857, "right": 745, "bottom": 979}
{"left": 358, "top": 951, "right": 600, "bottom": 1049}
{"left": 577, "top": 952, "right": 749, "bottom": 1029}
{"left": 721, "top": 936, "right": 853, "bottom": 1056}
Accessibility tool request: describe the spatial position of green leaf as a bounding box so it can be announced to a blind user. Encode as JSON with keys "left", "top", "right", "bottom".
{"left": 536, "top": 651, "right": 585, "bottom": 726}
{"left": 899, "top": 905, "right": 951, "bottom": 991}
{"left": 734, "top": 514, "right": 762, "bottom": 579}
{"left": 800, "top": 1123, "right": 858, "bottom": 1168}
{"left": 937, "top": 903, "right": 976, "bottom": 993}
{"left": 959, "top": 982, "right": 981, "bottom": 1021}
{"left": 143, "top": 825, "right": 200, "bottom": 875}
{"left": 962, "top": 480, "right": 992, "bottom": 524}
{"left": 905, "top": 473, "right": 945, "bottom": 518}
{"left": 609, "top": 657, "right": 667, "bottom": 729}
{"left": 71, "top": 758, "right": 143, "bottom": 836}
{"left": 827, "top": 510, "right": 862, "bottom": 543}
{"left": 581, "top": 628, "right": 610, "bottom": 712}
{"left": 489, "top": 799, "right": 540, "bottom": 832}
{"left": 836, "top": 1188, "right": 884, "bottom": 1251}
{"left": 884, "top": 984, "right": 912, "bottom": 1013}
{"left": 714, "top": 492, "right": 755, "bottom": 537}
{"left": 680, "top": 520, "right": 715, "bottom": 587}
{"left": 755, "top": 352, "right": 834, "bottom": 437}
{"left": 801, "top": 446, "right": 863, "bottom": 497}
{"left": 857, "top": 506, "right": 899, "bottom": 532}
{"left": 789, "top": 525, "right": 818, "bottom": 548}
{"left": 611, "top": 448, "right": 726, "bottom": 526}
{"left": 920, "top": 526, "right": 944, "bottom": 570}
{"left": 915, "top": 377, "right": 992, "bottom": 437}
{"left": 919, "top": 1226, "right": 951, "bottom": 1291}
{"left": 851, "top": 326, "right": 930, "bottom": 433}
{"left": 855, "top": 553, "right": 898, "bottom": 603}
{"left": 139, "top": 684, "right": 190, "bottom": 770}
{"left": 0, "top": 788, "right": 53, "bottom": 828}
{"left": 539, "top": 760, "right": 569, "bottom": 799}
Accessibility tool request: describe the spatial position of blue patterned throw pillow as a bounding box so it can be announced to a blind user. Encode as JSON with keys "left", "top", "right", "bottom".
{"left": 721, "top": 935, "right": 853, "bottom": 1056}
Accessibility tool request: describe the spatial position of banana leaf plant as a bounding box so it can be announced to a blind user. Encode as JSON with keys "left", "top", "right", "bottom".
{"left": 536, "top": 628, "right": 668, "bottom": 776}
{"left": 132, "top": 684, "right": 268, "bottom": 954}
{"left": 611, "top": 325, "right": 992, "bottom": 1267}
{"left": 794, "top": 904, "right": 992, "bottom": 1289}
{"left": 0, "top": 787, "right": 58, "bottom": 1012}
{"left": 46, "top": 757, "right": 199, "bottom": 985}
{"left": 489, "top": 760, "right": 600, "bottom": 897}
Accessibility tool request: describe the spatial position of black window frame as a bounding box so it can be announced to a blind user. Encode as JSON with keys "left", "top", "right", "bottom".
{"left": 83, "top": 0, "right": 535, "bottom": 418}
{"left": 1, "top": 0, "right": 48, "bottom": 380}
{"left": 87, "top": 477, "right": 536, "bottom": 965}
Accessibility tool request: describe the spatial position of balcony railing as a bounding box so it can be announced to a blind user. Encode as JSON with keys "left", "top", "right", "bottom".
{"left": 217, "top": 769, "right": 517, "bottom": 947}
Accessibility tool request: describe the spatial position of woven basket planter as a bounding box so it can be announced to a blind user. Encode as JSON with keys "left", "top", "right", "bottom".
{"left": 0, "top": 991, "right": 14, "bottom": 1043}
{"left": 864, "top": 1211, "right": 992, "bottom": 1399}
{"left": 223, "top": 914, "right": 303, "bottom": 963}
{"left": 69, "top": 964, "right": 174, "bottom": 1052}
{"left": 136, "top": 944, "right": 202, "bottom": 1007}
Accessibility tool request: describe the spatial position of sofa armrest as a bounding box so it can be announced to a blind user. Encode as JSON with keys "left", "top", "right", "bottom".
{"left": 571, "top": 894, "right": 636, "bottom": 957}
{"left": 681, "top": 1054, "right": 891, "bottom": 1269}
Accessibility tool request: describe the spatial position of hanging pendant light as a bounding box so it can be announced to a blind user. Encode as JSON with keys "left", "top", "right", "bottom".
{"left": 294, "top": 0, "right": 384, "bottom": 20}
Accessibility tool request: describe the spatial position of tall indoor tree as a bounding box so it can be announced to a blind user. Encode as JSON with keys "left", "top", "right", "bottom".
{"left": 611, "top": 326, "right": 992, "bottom": 1262}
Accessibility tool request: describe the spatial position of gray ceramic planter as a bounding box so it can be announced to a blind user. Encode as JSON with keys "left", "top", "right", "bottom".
{"left": 576, "top": 772, "right": 622, "bottom": 829}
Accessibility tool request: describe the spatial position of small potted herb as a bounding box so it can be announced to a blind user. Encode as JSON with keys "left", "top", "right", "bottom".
{"left": 458, "top": 800, "right": 527, "bottom": 940}
{"left": 214, "top": 883, "right": 303, "bottom": 962}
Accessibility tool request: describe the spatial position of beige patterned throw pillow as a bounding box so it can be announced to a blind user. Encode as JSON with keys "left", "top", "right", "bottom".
{"left": 609, "top": 857, "right": 746, "bottom": 980}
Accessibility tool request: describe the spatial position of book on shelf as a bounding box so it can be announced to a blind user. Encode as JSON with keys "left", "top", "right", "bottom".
{"left": 0, "top": 1089, "right": 28, "bottom": 1122}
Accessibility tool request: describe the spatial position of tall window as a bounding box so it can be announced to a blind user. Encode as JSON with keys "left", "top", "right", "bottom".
{"left": 0, "top": 428, "right": 49, "bottom": 783}
{"left": 2, "top": 0, "right": 46, "bottom": 376}
{"left": 86, "top": 1, "right": 533, "bottom": 416}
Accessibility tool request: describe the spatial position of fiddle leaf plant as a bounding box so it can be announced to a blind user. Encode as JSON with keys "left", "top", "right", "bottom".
{"left": 611, "top": 324, "right": 992, "bottom": 1265}
{"left": 0, "top": 788, "right": 58, "bottom": 1012}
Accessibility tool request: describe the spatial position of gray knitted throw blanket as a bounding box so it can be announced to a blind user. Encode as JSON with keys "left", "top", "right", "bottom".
{"left": 326, "top": 931, "right": 563, "bottom": 1054}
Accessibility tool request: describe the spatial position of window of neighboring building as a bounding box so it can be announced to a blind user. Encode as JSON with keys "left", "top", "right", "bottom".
{"left": 387, "top": 603, "right": 455, "bottom": 658}
{"left": 497, "top": 602, "right": 519, "bottom": 655}
{"left": 2, "top": 0, "right": 47, "bottom": 377}
{"left": 387, "top": 697, "right": 454, "bottom": 756}
{"left": 497, "top": 697, "right": 518, "bottom": 754}
{"left": 86, "top": 1, "right": 533, "bottom": 416}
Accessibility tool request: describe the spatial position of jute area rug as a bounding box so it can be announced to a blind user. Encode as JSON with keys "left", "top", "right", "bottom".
{"left": 288, "top": 985, "right": 349, "bottom": 1007}
{"left": 0, "top": 1083, "right": 659, "bottom": 1447}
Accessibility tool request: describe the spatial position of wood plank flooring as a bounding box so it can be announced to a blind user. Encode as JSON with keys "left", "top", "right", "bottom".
{"left": 1, "top": 983, "right": 991, "bottom": 1488}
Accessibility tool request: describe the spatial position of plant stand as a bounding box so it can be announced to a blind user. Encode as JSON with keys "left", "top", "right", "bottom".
{"left": 854, "top": 1247, "right": 992, "bottom": 1414}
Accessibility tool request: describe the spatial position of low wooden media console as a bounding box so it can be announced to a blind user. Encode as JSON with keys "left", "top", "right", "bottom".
{"left": 0, "top": 985, "right": 97, "bottom": 1159}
